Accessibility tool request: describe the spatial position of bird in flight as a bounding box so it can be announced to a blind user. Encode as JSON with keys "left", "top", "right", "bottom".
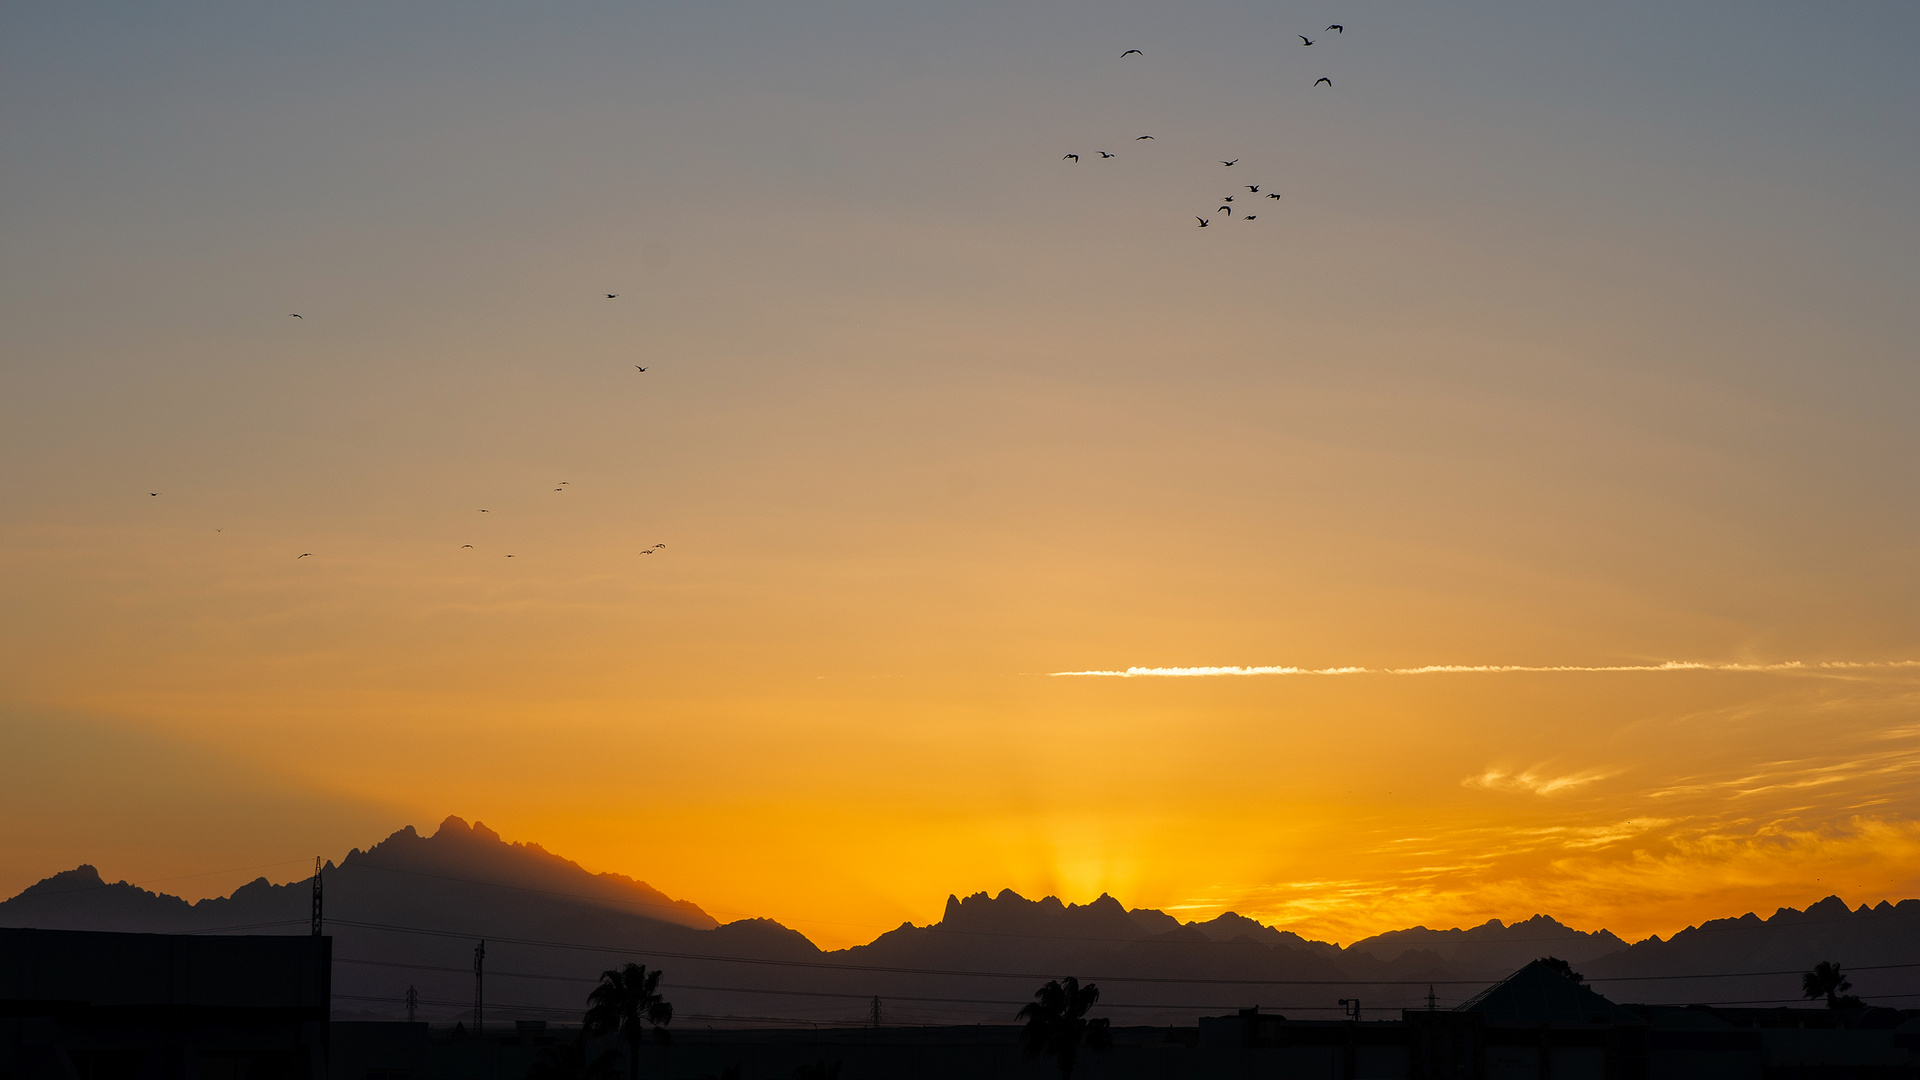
{"left": 635, "top": 365, "right": 647, "bottom": 372}
{"left": 1299, "top": 35, "right": 1314, "bottom": 45}
{"left": 652, "top": 543, "right": 666, "bottom": 549}
{"left": 1222, "top": 195, "right": 1234, "bottom": 202}
{"left": 1247, "top": 184, "right": 1261, "bottom": 192}
{"left": 1063, "top": 153, "right": 1079, "bottom": 162}
{"left": 297, "top": 553, "right": 312, "bottom": 559}
{"left": 1196, "top": 217, "right": 1210, "bottom": 227}
{"left": 1245, "top": 215, "right": 1257, "bottom": 221}
{"left": 461, "top": 545, "right": 473, "bottom": 549}
{"left": 479, "top": 509, "right": 490, "bottom": 513}
{"left": 1220, "top": 159, "right": 1238, "bottom": 166}
{"left": 505, "top": 554, "right": 515, "bottom": 558}
{"left": 1121, "top": 49, "right": 1142, "bottom": 57}
{"left": 1267, "top": 192, "right": 1282, "bottom": 199}
{"left": 1098, "top": 151, "right": 1115, "bottom": 158}
{"left": 149, "top": 492, "right": 159, "bottom": 497}
{"left": 1219, "top": 205, "right": 1233, "bottom": 217}
{"left": 1135, "top": 135, "right": 1155, "bottom": 140}
{"left": 554, "top": 487, "right": 564, "bottom": 492}
{"left": 606, "top": 294, "right": 618, "bottom": 299}
{"left": 641, "top": 549, "right": 654, "bottom": 555}
{"left": 1327, "top": 24, "right": 1344, "bottom": 32}
{"left": 1315, "top": 77, "right": 1332, "bottom": 87}
{"left": 288, "top": 313, "right": 302, "bottom": 319}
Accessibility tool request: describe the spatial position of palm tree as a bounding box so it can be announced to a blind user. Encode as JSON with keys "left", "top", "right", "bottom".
{"left": 1017, "top": 976, "right": 1112, "bottom": 1080}
{"left": 584, "top": 963, "right": 674, "bottom": 1080}
{"left": 1802, "top": 961, "right": 1852, "bottom": 1008}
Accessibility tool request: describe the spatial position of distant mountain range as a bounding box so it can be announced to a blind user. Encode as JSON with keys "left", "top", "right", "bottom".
{"left": 4, "top": 815, "right": 1915, "bottom": 1026}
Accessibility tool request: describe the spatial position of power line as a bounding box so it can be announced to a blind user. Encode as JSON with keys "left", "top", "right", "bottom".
{"left": 334, "top": 955, "right": 1458, "bottom": 1012}
{"left": 322, "top": 918, "right": 1920, "bottom": 987}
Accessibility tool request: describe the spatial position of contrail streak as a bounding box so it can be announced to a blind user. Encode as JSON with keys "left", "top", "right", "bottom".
{"left": 1049, "top": 661, "right": 1920, "bottom": 678}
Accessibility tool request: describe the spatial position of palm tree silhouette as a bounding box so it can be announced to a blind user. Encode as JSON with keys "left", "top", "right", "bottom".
{"left": 584, "top": 963, "right": 674, "bottom": 1080}
{"left": 1802, "top": 961, "right": 1852, "bottom": 1008}
{"left": 1016, "top": 976, "right": 1112, "bottom": 1080}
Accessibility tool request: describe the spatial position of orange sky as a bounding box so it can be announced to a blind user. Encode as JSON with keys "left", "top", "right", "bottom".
{"left": 3, "top": 1, "right": 1918, "bottom": 951}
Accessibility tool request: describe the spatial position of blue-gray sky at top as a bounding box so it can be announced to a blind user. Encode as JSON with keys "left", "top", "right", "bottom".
{"left": 2, "top": 2, "right": 1920, "bottom": 941}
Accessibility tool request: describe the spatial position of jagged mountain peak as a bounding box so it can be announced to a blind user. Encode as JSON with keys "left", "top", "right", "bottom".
{"left": 337, "top": 817, "right": 717, "bottom": 931}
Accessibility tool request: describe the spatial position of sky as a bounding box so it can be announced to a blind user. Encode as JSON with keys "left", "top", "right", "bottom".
{"left": 2, "top": 1, "right": 1919, "bottom": 951}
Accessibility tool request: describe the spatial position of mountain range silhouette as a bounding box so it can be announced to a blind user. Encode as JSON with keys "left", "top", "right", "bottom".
{"left": 4, "top": 815, "right": 1916, "bottom": 1025}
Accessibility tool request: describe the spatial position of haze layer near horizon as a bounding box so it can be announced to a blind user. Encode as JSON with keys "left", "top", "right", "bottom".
{"left": 2, "top": 1, "right": 1918, "bottom": 950}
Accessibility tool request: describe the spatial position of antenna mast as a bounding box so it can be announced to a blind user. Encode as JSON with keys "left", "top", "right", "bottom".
{"left": 473, "top": 941, "right": 486, "bottom": 1034}
{"left": 310, "top": 857, "right": 323, "bottom": 936}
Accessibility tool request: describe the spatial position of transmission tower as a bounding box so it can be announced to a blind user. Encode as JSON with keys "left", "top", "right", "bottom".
{"left": 870, "top": 995, "right": 881, "bottom": 1029}
{"left": 473, "top": 941, "right": 486, "bottom": 1034}
{"left": 310, "top": 857, "right": 323, "bottom": 936}
{"left": 406, "top": 985, "right": 418, "bottom": 1023}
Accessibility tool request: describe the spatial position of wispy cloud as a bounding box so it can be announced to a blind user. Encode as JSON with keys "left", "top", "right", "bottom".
{"left": 1464, "top": 767, "right": 1617, "bottom": 797}
{"left": 1049, "top": 660, "right": 1920, "bottom": 677}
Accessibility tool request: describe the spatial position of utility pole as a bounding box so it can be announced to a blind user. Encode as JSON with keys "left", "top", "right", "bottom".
{"left": 406, "top": 986, "right": 418, "bottom": 1023}
{"left": 310, "top": 857, "right": 323, "bottom": 936}
{"left": 870, "top": 995, "right": 881, "bottom": 1029}
{"left": 1426, "top": 986, "right": 1437, "bottom": 1011}
{"left": 473, "top": 941, "right": 486, "bottom": 1035}
{"left": 1338, "top": 998, "right": 1361, "bottom": 1021}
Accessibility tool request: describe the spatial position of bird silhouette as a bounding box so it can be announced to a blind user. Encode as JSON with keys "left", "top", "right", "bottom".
{"left": 461, "top": 545, "right": 473, "bottom": 549}
{"left": 1196, "top": 217, "right": 1210, "bottom": 227}
{"left": 1327, "top": 24, "right": 1344, "bottom": 32}
{"left": 1267, "top": 192, "right": 1282, "bottom": 199}
{"left": 1222, "top": 195, "right": 1234, "bottom": 202}
{"left": 297, "top": 553, "right": 312, "bottom": 559}
{"left": 640, "top": 550, "right": 654, "bottom": 555}
{"left": 1121, "top": 49, "right": 1142, "bottom": 57}
{"left": 652, "top": 544, "right": 666, "bottom": 549}
{"left": 149, "top": 492, "right": 159, "bottom": 497}
{"left": 1098, "top": 151, "right": 1115, "bottom": 158}
{"left": 505, "top": 554, "right": 515, "bottom": 558}
{"left": 1315, "top": 77, "right": 1332, "bottom": 87}
{"left": 1245, "top": 215, "right": 1257, "bottom": 221}
{"left": 1135, "top": 135, "right": 1155, "bottom": 140}
{"left": 606, "top": 294, "right": 618, "bottom": 299}
{"left": 1299, "top": 35, "right": 1314, "bottom": 45}
{"left": 554, "top": 487, "right": 563, "bottom": 492}
{"left": 635, "top": 365, "right": 647, "bottom": 371}
{"left": 1220, "top": 159, "right": 1238, "bottom": 166}
{"left": 1064, "top": 153, "right": 1079, "bottom": 162}
{"left": 1219, "top": 205, "right": 1233, "bottom": 216}
{"left": 1247, "top": 185, "right": 1261, "bottom": 192}
{"left": 288, "top": 313, "right": 302, "bottom": 319}
{"left": 479, "top": 509, "right": 490, "bottom": 513}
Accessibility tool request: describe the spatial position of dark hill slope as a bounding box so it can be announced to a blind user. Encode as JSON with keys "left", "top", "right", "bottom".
{"left": 1584, "top": 896, "right": 1920, "bottom": 1006}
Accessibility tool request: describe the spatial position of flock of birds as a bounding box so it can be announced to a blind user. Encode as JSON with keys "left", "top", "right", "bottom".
{"left": 158, "top": 298, "right": 664, "bottom": 564}
{"left": 156, "top": 31, "right": 1358, "bottom": 560}
{"left": 1061, "top": 24, "right": 1347, "bottom": 227}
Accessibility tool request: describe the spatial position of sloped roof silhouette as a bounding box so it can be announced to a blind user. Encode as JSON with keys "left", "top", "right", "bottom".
{"left": 1456, "top": 959, "right": 1644, "bottom": 1024}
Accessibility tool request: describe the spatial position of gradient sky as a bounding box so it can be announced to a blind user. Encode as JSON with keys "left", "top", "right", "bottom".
{"left": 4, "top": 1, "right": 1919, "bottom": 950}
